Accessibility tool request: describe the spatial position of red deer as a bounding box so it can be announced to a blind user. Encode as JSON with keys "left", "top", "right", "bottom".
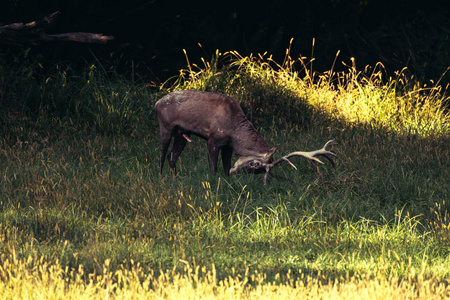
{"left": 155, "top": 90, "right": 336, "bottom": 184}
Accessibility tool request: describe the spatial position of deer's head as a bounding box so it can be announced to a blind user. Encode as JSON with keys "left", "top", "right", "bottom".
{"left": 229, "top": 146, "right": 278, "bottom": 175}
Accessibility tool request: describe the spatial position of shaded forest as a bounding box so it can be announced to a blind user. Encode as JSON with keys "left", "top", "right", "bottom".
{"left": 1, "top": 0, "right": 449, "bottom": 83}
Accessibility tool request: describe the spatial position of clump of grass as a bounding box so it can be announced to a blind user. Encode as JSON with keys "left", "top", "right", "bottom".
{"left": 176, "top": 44, "right": 449, "bottom": 137}
{"left": 310, "top": 61, "right": 450, "bottom": 137}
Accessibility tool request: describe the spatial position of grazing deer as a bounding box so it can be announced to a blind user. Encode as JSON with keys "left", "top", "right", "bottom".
{"left": 155, "top": 90, "right": 336, "bottom": 184}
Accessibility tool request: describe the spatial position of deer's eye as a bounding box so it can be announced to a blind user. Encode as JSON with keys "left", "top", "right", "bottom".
{"left": 249, "top": 161, "right": 260, "bottom": 168}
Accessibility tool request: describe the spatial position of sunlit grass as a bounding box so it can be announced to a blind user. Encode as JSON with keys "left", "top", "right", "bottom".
{"left": 310, "top": 62, "right": 450, "bottom": 137}
{"left": 1, "top": 249, "right": 449, "bottom": 299}
{"left": 176, "top": 43, "right": 449, "bottom": 137}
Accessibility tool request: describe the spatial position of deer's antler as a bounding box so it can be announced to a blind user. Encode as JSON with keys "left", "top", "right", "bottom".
{"left": 263, "top": 140, "right": 337, "bottom": 185}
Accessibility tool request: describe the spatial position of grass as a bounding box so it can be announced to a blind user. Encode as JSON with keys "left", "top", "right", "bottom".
{"left": 1, "top": 257, "right": 450, "bottom": 299}
{"left": 0, "top": 46, "right": 450, "bottom": 298}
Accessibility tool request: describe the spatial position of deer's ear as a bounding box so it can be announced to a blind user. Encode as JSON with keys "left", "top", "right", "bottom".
{"left": 264, "top": 146, "right": 278, "bottom": 161}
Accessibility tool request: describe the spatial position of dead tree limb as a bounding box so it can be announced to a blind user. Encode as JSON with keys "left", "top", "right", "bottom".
{"left": 0, "top": 11, "right": 114, "bottom": 44}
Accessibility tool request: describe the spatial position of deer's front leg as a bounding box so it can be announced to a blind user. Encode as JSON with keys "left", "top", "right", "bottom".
{"left": 207, "top": 140, "right": 220, "bottom": 174}
{"left": 221, "top": 146, "right": 233, "bottom": 175}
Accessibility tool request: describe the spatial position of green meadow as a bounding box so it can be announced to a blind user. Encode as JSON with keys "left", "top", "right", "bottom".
{"left": 1, "top": 48, "right": 449, "bottom": 298}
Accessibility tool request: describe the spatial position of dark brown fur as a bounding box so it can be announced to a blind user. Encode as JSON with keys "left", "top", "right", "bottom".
{"left": 155, "top": 90, "right": 277, "bottom": 175}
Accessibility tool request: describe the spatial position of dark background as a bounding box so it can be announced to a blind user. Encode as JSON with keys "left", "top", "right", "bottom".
{"left": 1, "top": 0, "right": 449, "bottom": 84}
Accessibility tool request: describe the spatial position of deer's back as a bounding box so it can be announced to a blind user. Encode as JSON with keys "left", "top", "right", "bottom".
{"left": 155, "top": 90, "right": 248, "bottom": 131}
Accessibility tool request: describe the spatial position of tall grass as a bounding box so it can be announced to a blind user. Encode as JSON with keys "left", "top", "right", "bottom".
{"left": 175, "top": 45, "right": 449, "bottom": 136}
{"left": 1, "top": 46, "right": 450, "bottom": 298}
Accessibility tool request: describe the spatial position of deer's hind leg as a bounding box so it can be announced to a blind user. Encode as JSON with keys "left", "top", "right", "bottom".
{"left": 159, "top": 128, "right": 172, "bottom": 174}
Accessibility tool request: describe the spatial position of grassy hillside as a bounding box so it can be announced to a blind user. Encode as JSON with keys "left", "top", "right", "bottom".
{"left": 0, "top": 49, "right": 449, "bottom": 298}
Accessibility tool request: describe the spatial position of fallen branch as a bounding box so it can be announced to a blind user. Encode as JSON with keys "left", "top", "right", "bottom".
{"left": 0, "top": 11, "right": 114, "bottom": 44}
